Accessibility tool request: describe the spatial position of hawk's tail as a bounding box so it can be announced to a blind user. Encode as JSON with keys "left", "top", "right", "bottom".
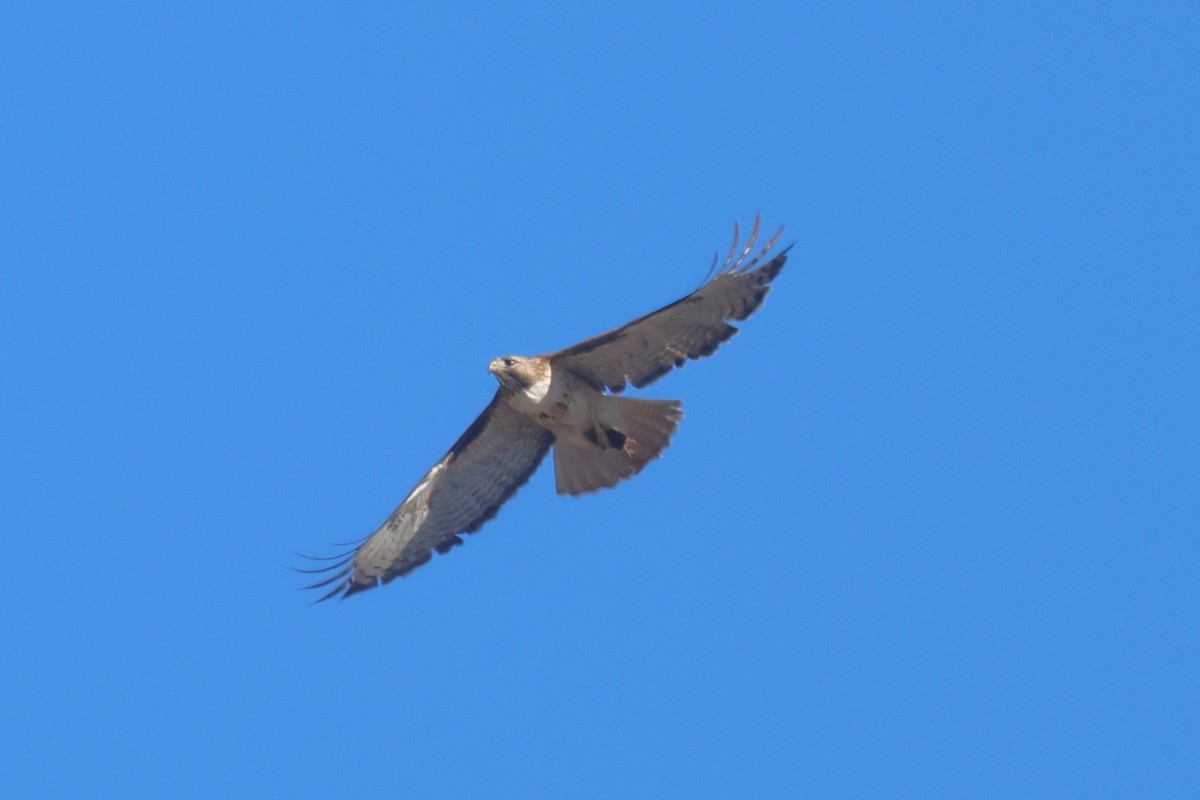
{"left": 553, "top": 398, "right": 683, "bottom": 496}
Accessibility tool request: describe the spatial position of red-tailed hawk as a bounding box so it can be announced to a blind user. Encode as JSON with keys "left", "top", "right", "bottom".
{"left": 299, "top": 219, "right": 790, "bottom": 600}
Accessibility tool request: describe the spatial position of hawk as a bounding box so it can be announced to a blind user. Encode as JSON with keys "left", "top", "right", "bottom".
{"left": 300, "top": 218, "right": 791, "bottom": 600}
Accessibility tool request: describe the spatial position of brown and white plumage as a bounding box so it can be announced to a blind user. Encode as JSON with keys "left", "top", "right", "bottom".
{"left": 298, "top": 395, "right": 553, "bottom": 602}
{"left": 552, "top": 218, "right": 788, "bottom": 393}
{"left": 299, "top": 218, "right": 790, "bottom": 601}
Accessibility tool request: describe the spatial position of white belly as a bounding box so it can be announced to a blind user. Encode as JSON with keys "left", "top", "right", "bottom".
{"left": 507, "top": 369, "right": 597, "bottom": 437}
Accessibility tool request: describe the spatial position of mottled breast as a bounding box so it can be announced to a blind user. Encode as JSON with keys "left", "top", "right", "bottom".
{"left": 510, "top": 368, "right": 595, "bottom": 431}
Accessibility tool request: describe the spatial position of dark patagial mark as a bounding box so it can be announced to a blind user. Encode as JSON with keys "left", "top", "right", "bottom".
{"left": 584, "top": 427, "right": 600, "bottom": 446}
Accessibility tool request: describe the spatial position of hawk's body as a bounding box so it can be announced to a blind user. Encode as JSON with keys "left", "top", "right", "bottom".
{"left": 300, "top": 219, "right": 790, "bottom": 601}
{"left": 492, "top": 355, "right": 681, "bottom": 486}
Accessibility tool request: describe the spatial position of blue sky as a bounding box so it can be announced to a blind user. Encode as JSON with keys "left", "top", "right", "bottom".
{"left": 2, "top": 2, "right": 1197, "bottom": 797}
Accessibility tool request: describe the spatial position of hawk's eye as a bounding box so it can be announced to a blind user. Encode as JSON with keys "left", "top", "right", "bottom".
{"left": 503, "top": 357, "right": 515, "bottom": 367}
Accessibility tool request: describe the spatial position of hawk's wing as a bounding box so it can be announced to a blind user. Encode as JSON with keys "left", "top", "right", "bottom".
{"left": 299, "top": 391, "right": 554, "bottom": 601}
{"left": 549, "top": 218, "right": 791, "bottom": 393}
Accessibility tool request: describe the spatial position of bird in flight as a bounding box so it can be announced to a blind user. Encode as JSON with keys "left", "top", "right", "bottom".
{"left": 299, "top": 218, "right": 791, "bottom": 601}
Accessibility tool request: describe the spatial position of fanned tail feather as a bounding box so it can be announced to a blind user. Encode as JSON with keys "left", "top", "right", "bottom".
{"left": 554, "top": 397, "right": 683, "bottom": 495}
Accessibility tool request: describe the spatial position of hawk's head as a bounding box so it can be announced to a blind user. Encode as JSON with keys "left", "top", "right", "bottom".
{"left": 488, "top": 355, "right": 548, "bottom": 391}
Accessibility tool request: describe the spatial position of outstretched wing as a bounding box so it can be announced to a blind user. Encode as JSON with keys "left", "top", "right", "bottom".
{"left": 299, "top": 391, "right": 554, "bottom": 601}
{"left": 549, "top": 217, "right": 791, "bottom": 393}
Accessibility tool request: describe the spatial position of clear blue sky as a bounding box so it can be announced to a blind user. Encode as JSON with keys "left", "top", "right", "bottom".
{"left": 2, "top": 3, "right": 1197, "bottom": 797}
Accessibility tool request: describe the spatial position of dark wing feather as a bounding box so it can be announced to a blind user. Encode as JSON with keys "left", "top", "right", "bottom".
{"left": 549, "top": 217, "right": 790, "bottom": 393}
{"left": 299, "top": 390, "right": 553, "bottom": 601}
